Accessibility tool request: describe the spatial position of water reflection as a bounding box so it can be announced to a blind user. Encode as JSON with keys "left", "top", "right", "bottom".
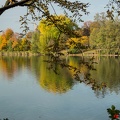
{"left": 90, "top": 57, "right": 120, "bottom": 97}
{"left": 39, "top": 57, "right": 74, "bottom": 93}
{"left": 67, "top": 56, "right": 90, "bottom": 80}
{"left": 0, "top": 57, "right": 31, "bottom": 80}
{"left": 0, "top": 56, "right": 120, "bottom": 96}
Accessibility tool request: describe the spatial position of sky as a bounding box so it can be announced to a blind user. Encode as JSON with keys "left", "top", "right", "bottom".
{"left": 0, "top": 0, "right": 109, "bottom": 33}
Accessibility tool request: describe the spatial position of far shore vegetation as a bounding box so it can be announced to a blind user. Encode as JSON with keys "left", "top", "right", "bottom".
{"left": 0, "top": 13, "right": 120, "bottom": 57}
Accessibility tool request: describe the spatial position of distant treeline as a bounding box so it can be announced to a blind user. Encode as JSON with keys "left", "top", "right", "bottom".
{"left": 0, "top": 13, "right": 120, "bottom": 55}
{"left": 89, "top": 13, "right": 120, "bottom": 55}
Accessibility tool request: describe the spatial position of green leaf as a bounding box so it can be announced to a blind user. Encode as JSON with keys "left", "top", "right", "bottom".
{"left": 111, "top": 105, "right": 115, "bottom": 110}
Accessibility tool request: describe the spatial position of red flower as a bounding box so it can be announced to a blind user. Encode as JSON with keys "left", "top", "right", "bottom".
{"left": 113, "top": 114, "right": 119, "bottom": 119}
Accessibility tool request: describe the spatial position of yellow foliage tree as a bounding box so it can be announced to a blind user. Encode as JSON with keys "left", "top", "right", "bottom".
{"left": 20, "top": 37, "right": 31, "bottom": 51}
{"left": 0, "top": 28, "right": 15, "bottom": 51}
{"left": 38, "top": 15, "right": 78, "bottom": 53}
{"left": 0, "top": 34, "right": 7, "bottom": 50}
{"left": 67, "top": 37, "right": 80, "bottom": 48}
{"left": 80, "top": 36, "right": 89, "bottom": 47}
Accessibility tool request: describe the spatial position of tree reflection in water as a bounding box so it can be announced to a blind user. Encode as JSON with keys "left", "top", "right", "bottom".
{"left": 0, "top": 56, "right": 120, "bottom": 120}
{"left": 39, "top": 56, "right": 74, "bottom": 93}
{"left": 90, "top": 57, "right": 120, "bottom": 98}
{"left": 0, "top": 56, "right": 31, "bottom": 80}
{"left": 0, "top": 56, "right": 120, "bottom": 96}
{"left": 43, "top": 54, "right": 107, "bottom": 94}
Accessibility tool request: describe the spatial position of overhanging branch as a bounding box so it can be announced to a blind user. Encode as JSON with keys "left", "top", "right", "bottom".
{"left": 0, "top": 0, "right": 33, "bottom": 15}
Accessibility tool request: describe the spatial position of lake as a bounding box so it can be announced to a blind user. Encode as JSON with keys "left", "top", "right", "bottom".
{"left": 0, "top": 56, "right": 120, "bottom": 120}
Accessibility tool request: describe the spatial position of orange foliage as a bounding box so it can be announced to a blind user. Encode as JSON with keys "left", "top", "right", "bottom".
{"left": 5, "top": 28, "right": 14, "bottom": 40}
{"left": 0, "top": 58, "right": 17, "bottom": 80}
{"left": 0, "top": 34, "right": 7, "bottom": 50}
{"left": 0, "top": 28, "right": 19, "bottom": 51}
{"left": 11, "top": 36, "right": 18, "bottom": 49}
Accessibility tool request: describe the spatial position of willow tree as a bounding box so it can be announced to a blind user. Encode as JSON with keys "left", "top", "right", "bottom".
{"left": 38, "top": 15, "right": 78, "bottom": 53}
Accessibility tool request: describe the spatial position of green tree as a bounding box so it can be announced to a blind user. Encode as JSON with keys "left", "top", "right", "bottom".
{"left": 20, "top": 37, "right": 31, "bottom": 51}
{"left": 96, "top": 25, "right": 106, "bottom": 49}
{"left": 31, "top": 31, "right": 40, "bottom": 53}
{"left": 89, "top": 13, "right": 120, "bottom": 54}
{"left": 89, "top": 21, "right": 101, "bottom": 49}
{"left": 114, "top": 17, "right": 120, "bottom": 50}
{"left": 7, "top": 40, "right": 13, "bottom": 51}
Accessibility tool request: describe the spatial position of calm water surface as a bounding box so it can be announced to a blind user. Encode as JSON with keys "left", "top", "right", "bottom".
{"left": 0, "top": 56, "right": 120, "bottom": 120}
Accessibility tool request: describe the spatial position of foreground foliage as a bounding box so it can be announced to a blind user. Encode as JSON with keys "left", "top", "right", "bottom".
{"left": 107, "top": 105, "right": 120, "bottom": 120}
{"left": 0, "top": 0, "right": 89, "bottom": 34}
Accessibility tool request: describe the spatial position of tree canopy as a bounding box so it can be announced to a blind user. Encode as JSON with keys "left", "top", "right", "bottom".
{"left": 38, "top": 15, "right": 78, "bottom": 53}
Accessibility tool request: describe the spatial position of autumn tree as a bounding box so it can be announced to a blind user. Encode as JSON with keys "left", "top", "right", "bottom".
{"left": 0, "top": 29, "right": 14, "bottom": 50}
{"left": 6, "top": 29, "right": 18, "bottom": 51}
{"left": 66, "top": 37, "right": 81, "bottom": 54}
{"left": 38, "top": 15, "right": 78, "bottom": 54}
{"left": 5, "top": 28, "right": 14, "bottom": 40}
{"left": 20, "top": 37, "right": 31, "bottom": 51}
{"left": 82, "top": 21, "right": 91, "bottom": 36}
{"left": 26, "top": 31, "right": 33, "bottom": 41}
{"left": 11, "top": 36, "right": 19, "bottom": 51}
{"left": 0, "top": 34, "right": 7, "bottom": 50}
{"left": 0, "top": 28, "right": 20, "bottom": 51}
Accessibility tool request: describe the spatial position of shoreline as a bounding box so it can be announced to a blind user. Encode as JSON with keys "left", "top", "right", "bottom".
{"left": 0, "top": 51, "right": 41, "bottom": 57}
{"left": 0, "top": 51, "right": 119, "bottom": 57}
{"left": 68, "top": 53, "right": 120, "bottom": 57}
